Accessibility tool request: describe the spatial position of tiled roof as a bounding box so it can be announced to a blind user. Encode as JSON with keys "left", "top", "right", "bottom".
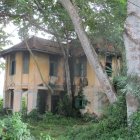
{"left": 69, "top": 39, "right": 121, "bottom": 57}
{"left": 0, "top": 36, "right": 121, "bottom": 57}
{"left": 0, "top": 36, "right": 63, "bottom": 57}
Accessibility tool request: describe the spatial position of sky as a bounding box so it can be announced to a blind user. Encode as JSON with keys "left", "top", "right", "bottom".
{"left": 0, "top": 23, "right": 52, "bottom": 97}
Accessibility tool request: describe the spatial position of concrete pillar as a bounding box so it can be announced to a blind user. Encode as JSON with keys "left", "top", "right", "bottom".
{"left": 126, "top": 93, "right": 139, "bottom": 123}
{"left": 27, "top": 89, "right": 38, "bottom": 113}
{"left": 13, "top": 90, "right": 22, "bottom": 112}
{"left": 3, "top": 90, "right": 10, "bottom": 108}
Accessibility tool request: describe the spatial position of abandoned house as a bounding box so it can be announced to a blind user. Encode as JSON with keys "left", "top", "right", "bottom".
{"left": 0, "top": 36, "right": 121, "bottom": 116}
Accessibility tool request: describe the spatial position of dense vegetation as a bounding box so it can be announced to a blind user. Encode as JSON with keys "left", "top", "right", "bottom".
{"left": 0, "top": 93, "right": 139, "bottom": 140}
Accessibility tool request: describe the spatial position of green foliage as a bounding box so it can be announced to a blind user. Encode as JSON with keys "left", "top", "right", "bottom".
{"left": 27, "top": 112, "right": 83, "bottom": 139}
{"left": 129, "top": 111, "right": 140, "bottom": 139}
{"left": 64, "top": 96, "right": 127, "bottom": 140}
{"left": 75, "top": 89, "right": 89, "bottom": 109}
{"left": 39, "top": 133, "right": 55, "bottom": 140}
{"left": 113, "top": 75, "right": 127, "bottom": 94}
{"left": 113, "top": 75, "right": 140, "bottom": 99}
{"left": 57, "top": 95, "right": 80, "bottom": 117}
{"left": 124, "top": 76, "right": 140, "bottom": 98}
{"left": 26, "top": 109, "right": 43, "bottom": 121}
{"left": 81, "top": 113, "right": 99, "bottom": 123}
{"left": 0, "top": 113, "right": 32, "bottom": 140}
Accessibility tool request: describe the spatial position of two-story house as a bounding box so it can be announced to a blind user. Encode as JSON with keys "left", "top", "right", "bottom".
{"left": 0, "top": 36, "right": 121, "bottom": 116}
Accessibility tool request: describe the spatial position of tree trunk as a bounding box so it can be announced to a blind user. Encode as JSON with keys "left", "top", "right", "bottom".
{"left": 64, "top": 56, "right": 72, "bottom": 97}
{"left": 59, "top": 0, "right": 117, "bottom": 103}
{"left": 54, "top": 38, "right": 72, "bottom": 98}
{"left": 124, "top": 0, "right": 140, "bottom": 119}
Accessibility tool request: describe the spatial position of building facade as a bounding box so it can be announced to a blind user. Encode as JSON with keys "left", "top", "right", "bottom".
{"left": 0, "top": 36, "right": 121, "bottom": 116}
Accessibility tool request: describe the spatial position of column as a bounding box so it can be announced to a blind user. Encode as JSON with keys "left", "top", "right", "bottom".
{"left": 13, "top": 90, "right": 22, "bottom": 112}
{"left": 27, "top": 89, "right": 38, "bottom": 113}
{"left": 3, "top": 90, "right": 10, "bottom": 108}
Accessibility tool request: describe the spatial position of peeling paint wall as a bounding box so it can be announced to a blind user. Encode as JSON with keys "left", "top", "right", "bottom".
{"left": 3, "top": 50, "right": 120, "bottom": 115}
{"left": 3, "top": 51, "right": 65, "bottom": 112}
{"left": 74, "top": 55, "right": 120, "bottom": 116}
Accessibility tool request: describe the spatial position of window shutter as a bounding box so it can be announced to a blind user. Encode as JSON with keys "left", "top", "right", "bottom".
{"left": 9, "top": 54, "right": 16, "bottom": 75}
{"left": 23, "top": 53, "right": 29, "bottom": 74}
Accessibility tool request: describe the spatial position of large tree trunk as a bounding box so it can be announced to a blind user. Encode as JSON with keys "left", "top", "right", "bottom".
{"left": 124, "top": 0, "right": 140, "bottom": 119}
{"left": 55, "top": 39, "right": 72, "bottom": 98}
{"left": 59, "top": 0, "right": 117, "bottom": 103}
{"left": 64, "top": 56, "right": 72, "bottom": 97}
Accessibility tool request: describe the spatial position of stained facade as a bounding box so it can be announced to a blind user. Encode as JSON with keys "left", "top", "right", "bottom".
{"left": 0, "top": 36, "right": 121, "bottom": 116}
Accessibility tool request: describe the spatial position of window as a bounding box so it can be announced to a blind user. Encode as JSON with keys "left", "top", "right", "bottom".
{"left": 22, "top": 52, "right": 30, "bottom": 74}
{"left": 49, "top": 56, "right": 58, "bottom": 76}
{"left": 9, "top": 54, "right": 16, "bottom": 75}
{"left": 74, "top": 57, "right": 87, "bottom": 77}
{"left": 105, "top": 55, "right": 112, "bottom": 77}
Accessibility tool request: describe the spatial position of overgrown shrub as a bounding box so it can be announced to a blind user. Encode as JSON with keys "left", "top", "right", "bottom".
{"left": 65, "top": 96, "right": 128, "bottom": 140}
{"left": 57, "top": 95, "right": 80, "bottom": 117}
{"left": 0, "top": 113, "right": 32, "bottom": 140}
{"left": 81, "top": 112, "right": 99, "bottom": 123}
{"left": 128, "top": 111, "right": 140, "bottom": 139}
{"left": 26, "top": 109, "right": 43, "bottom": 121}
{"left": 113, "top": 75, "right": 127, "bottom": 94}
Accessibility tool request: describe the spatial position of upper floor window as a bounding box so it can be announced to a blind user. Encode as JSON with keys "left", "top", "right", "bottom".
{"left": 74, "top": 57, "right": 87, "bottom": 77}
{"left": 49, "top": 56, "right": 58, "bottom": 76}
{"left": 9, "top": 54, "right": 16, "bottom": 75}
{"left": 22, "top": 52, "right": 30, "bottom": 74}
{"left": 105, "top": 55, "right": 112, "bottom": 77}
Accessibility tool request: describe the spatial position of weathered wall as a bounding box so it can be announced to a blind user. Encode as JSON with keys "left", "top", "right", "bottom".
{"left": 4, "top": 52, "right": 64, "bottom": 90}
{"left": 75, "top": 55, "right": 120, "bottom": 116}
{"left": 3, "top": 51, "right": 65, "bottom": 112}
{"left": 3, "top": 50, "right": 120, "bottom": 114}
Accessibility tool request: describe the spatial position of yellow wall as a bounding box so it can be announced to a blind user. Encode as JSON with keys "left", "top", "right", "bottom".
{"left": 3, "top": 50, "right": 120, "bottom": 114}
{"left": 74, "top": 55, "right": 120, "bottom": 87}
{"left": 4, "top": 51, "right": 64, "bottom": 91}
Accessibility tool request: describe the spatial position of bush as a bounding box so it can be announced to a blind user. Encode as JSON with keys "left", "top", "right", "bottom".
{"left": 26, "top": 109, "right": 43, "bottom": 121}
{"left": 57, "top": 95, "right": 80, "bottom": 117}
{"left": 65, "top": 96, "right": 128, "bottom": 140}
{"left": 128, "top": 111, "right": 140, "bottom": 139}
{"left": 81, "top": 112, "right": 99, "bottom": 123}
{"left": 0, "top": 113, "right": 33, "bottom": 140}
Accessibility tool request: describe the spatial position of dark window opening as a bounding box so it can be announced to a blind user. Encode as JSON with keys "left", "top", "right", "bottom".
{"left": 50, "top": 62, "right": 57, "bottom": 76}
{"left": 10, "top": 54, "right": 16, "bottom": 75}
{"left": 105, "top": 55, "right": 112, "bottom": 77}
{"left": 79, "top": 100, "right": 83, "bottom": 107}
{"left": 51, "top": 95, "right": 60, "bottom": 113}
{"left": 22, "top": 53, "right": 30, "bottom": 74}
{"left": 37, "top": 90, "right": 48, "bottom": 114}
{"left": 74, "top": 57, "right": 87, "bottom": 77}
{"left": 10, "top": 90, "right": 14, "bottom": 109}
{"left": 49, "top": 56, "right": 58, "bottom": 76}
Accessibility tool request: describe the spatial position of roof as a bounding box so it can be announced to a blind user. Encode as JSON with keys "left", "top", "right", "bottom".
{"left": 0, "top": 36, "right": 63, "bottom": 57}
{"left": 0, "top": 36, "right": 121, "bottom": 58}
{"left": 69, "top": 39, "right": 121, "bottom": 57}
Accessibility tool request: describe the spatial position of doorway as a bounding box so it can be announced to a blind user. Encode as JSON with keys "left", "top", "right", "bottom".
{"left": 10, "top": 90, "right": 14, "bottom": 109}
{"left": 37, "top": 90, "right": 48, "bottom": 114}
{"left": 21, "top": 90, "right": 28, "bottom": 114}
{"left": 51, "top": 95, "right": 60, "bottom": 113}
